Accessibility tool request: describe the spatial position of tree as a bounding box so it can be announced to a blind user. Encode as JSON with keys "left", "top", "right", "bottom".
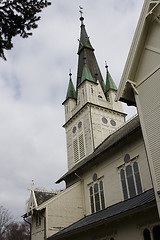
{"left": 0, "top": 205, "right": 30, "bottom": 240}
{"left": 0, "top": 0, "right": 51, "bottom": 60}
{"left": 5, "top": 222, "right": 30, "bottom": 240}
{"left": 0, "top": 205, "right": 13, "bottom": 239}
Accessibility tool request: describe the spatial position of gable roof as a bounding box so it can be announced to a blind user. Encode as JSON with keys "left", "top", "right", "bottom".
{"left": 34, "top": 190, "right": 56, "bottom": 206}
{"left": 24, "top": 189, "right": 57, "bottom": 217}
{"left": 116, "top": 0, "right": 160, "bottom": 105}
{"left": 48, "top": 188, "right": 155, "bottom": 240}
{"left": 56, "top": 115, "right": 140, "bottom": 183}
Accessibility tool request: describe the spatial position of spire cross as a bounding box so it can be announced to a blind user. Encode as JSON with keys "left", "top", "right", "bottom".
{"left": 28, "top": 180, "right": 35, "bottom": 191}
{"left": 79, "top": 6, "right": 84, "bottom": 25}
{"left": 79, "top": 6, "right": 83, "bottom": 17}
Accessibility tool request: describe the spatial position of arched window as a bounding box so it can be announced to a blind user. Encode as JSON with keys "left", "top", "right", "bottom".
{"left": 133, "top": 162, "right": 142, "bottom": 194}
{"left": 120, "top": 154, "right": 142, "bottom": 200}
{"left": 153, "top": 225, "right": 160, "bottom": 240}
{"left": 143, "top": 228, "right": 151, "bottom": 240}
{"left": 126, "top": 165, "right": 136, "bottom": 198}
{"left": 120, "top": 169, "right": 128, "bottom": 200}
{"left": 89, "top": 173, "right": 105, "bottom": 213}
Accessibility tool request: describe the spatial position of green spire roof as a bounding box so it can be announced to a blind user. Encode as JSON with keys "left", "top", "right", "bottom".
{"left": 76, "top": 16, "right": 105, "bottom": 92}
{"left": 65, "top": 73, "right": 77, "bottom": 101}
{"left": 80, "top": 61, "right": 96, "bottom": 85}
{"left": 105, "top": 66, "right": 117, "bottom": 92}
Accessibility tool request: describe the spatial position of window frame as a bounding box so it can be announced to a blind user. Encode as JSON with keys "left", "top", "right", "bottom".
{"left": 88, "top": 175, "right": 105, "bottom": 214}
{"left": 72, "top": 120, "right": 86, "bottom": 163}
{"left": 35, "top": 213, "right": 41, "bottom": 227}
{"left": 118, "top": 155, "right": 143, "bottom": 200}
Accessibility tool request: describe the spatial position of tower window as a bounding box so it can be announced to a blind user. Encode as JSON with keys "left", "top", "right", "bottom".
{"left": 91, "top": 86, "right": 94, "bottom": 94}
{"left": 106, "top": 94, "right": 110, "bottom": 102}
{"left": 79, "top": 134, "right": 85, "bottom": 159}
{"left": 73, "top": 121, "right": 86, "bottom": 163}
{"left": 102, "top": 117, "right": 108, "bottom": 124}
{"left": 73, "top": 138, "right": 79, "bottom": 162}
{"left": 120, "top": 154, "right": 142, "bottom": 200}
{"left": 89, "top": 174, "right": 105, "bottom": 213}
{"left": 78, "top": 121, "right": 82, "bottom": 129}
{"left": 110, "top": 119, "right": 116, "bottom": 126}
{"left": 72, "top": 126, "right": 77, "bottom": 134}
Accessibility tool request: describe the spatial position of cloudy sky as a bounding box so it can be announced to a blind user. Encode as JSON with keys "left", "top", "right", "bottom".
{"left": 0, "top": 0, "right": 144, "bottom": 221}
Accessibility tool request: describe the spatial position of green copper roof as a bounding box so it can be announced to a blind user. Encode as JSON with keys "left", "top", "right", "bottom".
{"left": 66, "top": 75, "right": 77, "bottom": 100}
{"left": 105, "top": 67, "right": 117, "bottom": 92}
{"left": 80, "top": 63, "right": 96, "bottom": 85}
{"left": 76, "top": 17, "right": 105, "bottom": 93}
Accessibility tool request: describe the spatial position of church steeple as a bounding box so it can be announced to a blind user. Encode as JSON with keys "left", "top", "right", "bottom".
{"left": 63, "top": 13, "right": 126, "bottom": 170}
{"left": 76, "top": 15, "right": 105, "bottom": 92}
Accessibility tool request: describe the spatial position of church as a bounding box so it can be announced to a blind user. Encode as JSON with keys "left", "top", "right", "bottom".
{"left": 23, "top": 0, "right": 160, "bottom": 239}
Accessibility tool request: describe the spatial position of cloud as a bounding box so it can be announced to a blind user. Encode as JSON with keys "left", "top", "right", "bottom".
{"left": 0, "top": 0, "right": 143, "bottom": 220}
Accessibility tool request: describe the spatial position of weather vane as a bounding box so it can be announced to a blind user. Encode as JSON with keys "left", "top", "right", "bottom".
{"left": 79, "top": 6, "right": 83, "bottom": 17}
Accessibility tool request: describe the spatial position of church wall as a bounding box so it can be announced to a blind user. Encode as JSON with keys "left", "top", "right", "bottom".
{"left": 91, "top": 106, "right": 125, "bottom": 148}
{"left": 134, "top": 19, "right": 160, "bottom": 86}
{"left": 79, "top": 130, "right": 152, "bottom": 216}
{"left": 65, "top": 105, "right": 94, "bottom": 170}
{"left": 31, "top": 213, "right": 45, "bottom": 240}
{"left": 130, "top": 12, "right": 160, "bottom": 213}
{"left": 46, "top": 182, "right": 84, "bottom": 238}
{"left": 65, "top": 206, "right": 159, "bottom": 240}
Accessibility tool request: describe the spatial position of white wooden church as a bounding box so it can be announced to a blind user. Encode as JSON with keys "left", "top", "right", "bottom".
{"left": 23, "top": 1, "right": 160, "bottom": 239}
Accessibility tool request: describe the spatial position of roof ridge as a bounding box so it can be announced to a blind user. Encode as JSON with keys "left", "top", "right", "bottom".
{"left": 34, "top": 189, "right": 57, "bottom": 194}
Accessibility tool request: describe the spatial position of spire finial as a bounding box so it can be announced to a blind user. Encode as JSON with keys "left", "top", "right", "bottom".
{"left": 69, "top": 69, "right": 72, "bottom": 79}
{"left": 105, "top": 61, "right": 108, "bottom": 70}
{"left": 79, "top": 6, "right": 84, "bottom": 25}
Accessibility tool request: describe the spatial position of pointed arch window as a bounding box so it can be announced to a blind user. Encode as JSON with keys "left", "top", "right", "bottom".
{"left": 120, "top": 154, "right": 142, "bottom": 200}
{"left": 143, "top": 229, "right": 151, "bottom": 240}
{"left": 143, "top": 226, "right": 160, "bottom": 240}
{"left": 153, "top": 225, "right": 160, "bottom": 240}
{"left": 89, "top": 173, "right": 105, "bottom": 213}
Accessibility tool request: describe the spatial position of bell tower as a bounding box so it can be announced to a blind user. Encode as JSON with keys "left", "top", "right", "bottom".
{"left": 63, "top": 15, "right": 126, "bottom": 170}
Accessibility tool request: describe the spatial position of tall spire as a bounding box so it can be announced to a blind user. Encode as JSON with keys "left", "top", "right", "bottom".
{"left": 105, "top": 63, "right": 117, "bottom": 92}
{"left": 76, "top": 14, "right": 105, "bottom": 92}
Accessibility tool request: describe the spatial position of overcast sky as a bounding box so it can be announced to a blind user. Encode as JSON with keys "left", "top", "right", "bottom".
{"left": 0, "top": 0, "right": 144, "bottom": 221}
